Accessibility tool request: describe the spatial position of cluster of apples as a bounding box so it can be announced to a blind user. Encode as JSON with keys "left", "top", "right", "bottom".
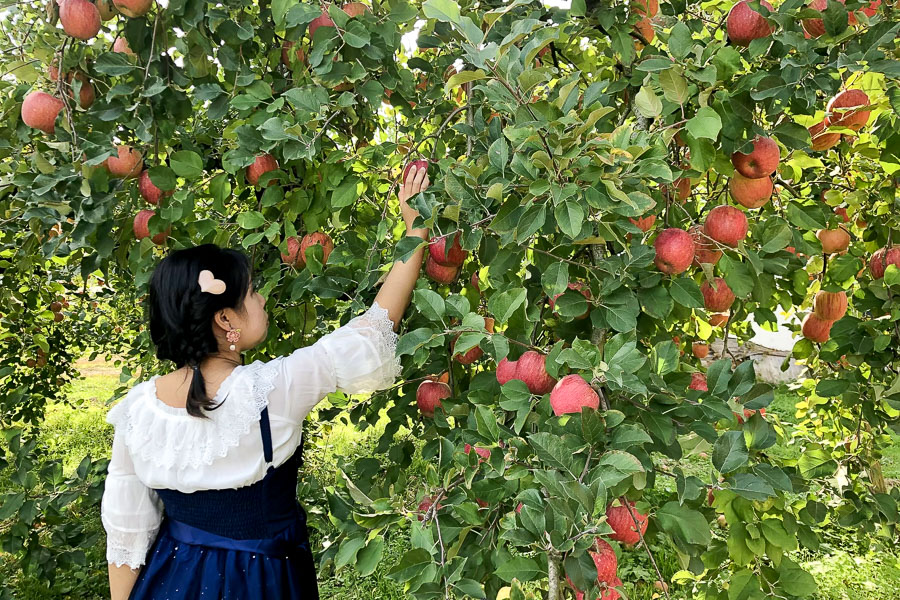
{"left": 808, "top": 88, "right": 872, "bottom": 152}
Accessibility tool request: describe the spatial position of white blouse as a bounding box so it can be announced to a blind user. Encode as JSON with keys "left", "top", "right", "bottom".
{"left": 101, "top": 301, "right": 401, "bottom": 569}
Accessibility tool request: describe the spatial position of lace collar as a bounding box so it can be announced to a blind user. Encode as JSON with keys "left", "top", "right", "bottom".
{"left": 105, "top": 359, "right": 279, "bottom": 471}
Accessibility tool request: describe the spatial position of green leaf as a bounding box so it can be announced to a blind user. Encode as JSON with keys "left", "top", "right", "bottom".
{"left": 335, "top": 537, "right": 366, "bottom": 569}
{"left": 727, "top": 473, "right": 776, "bottom": 500}
{"left": 422, "top": 0, "right": 460, "bottom": 23}
{"left": 528, "top": 432, "right": 577, "bottom": 476}
{"left": 798, "top": 445, "right": 837, "bottom": 479}
{"left": 656, "top": 501, "right": 712, "bottom": 547}
{"left": 778, "top": 558, "right": 817, "bottom": 597}
{"left": 489, "top": 137, "right": 508, "bottom": 172}
{"left": 651, "top": 340, "right": 679, "bottom": 375}
{"left": 638, "top": 285, "right": 673, "bottom": 320}
{"left": 555, "top": 202, "right": 584, "bottom": 239}
{"left": 237, "top": 211, "right": 266, "bottom": 229}
{"left": 495, "top": 557, "right": 543, "bottom": 583}
{"left": 713, "top": 431, "right": 748, "bottom": 473}
{"left": 332, "top": 176, "right": 360, "bottom": 208}
{"left": 387, "top": 548, "right": 434, "bottom": 582}
{"left": 667, "top": 22, "right": 693, "bottom": 60}
{"left": 659, "top": 68, "right": 689, "bottom": 104}
{"left": 541, "top": 262, "right": 569, "bottom": 297}
{"left": 475, "top": 405, "right": 500, "bottom": 442}
{"left": 414, "top": 289, "right": 446, "bottom": 321}
{"left": 488, "top": 288, "right": 527, "bottom": 323}
{"left": 669, "top": 277, "right": 704, "bottom": 308}
{"left": 356, "top": 537, "right": 385, "bottom": 576}
{"left": 635, "top": 86, "right": 662, "bottom": 118}
{"left": 686, "top": 107, "right": 722, "bottom": 140}
{"left": 170, "top": 150, "right": 204, "bottom": 179}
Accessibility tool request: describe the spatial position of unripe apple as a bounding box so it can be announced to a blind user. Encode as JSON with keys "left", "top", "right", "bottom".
{"left": 429, "top": 232, "right": 467, "bottom": 267}
{"left": 731, "top": 136, "right": 779, "bottom": 179}
{"left": 425, "top": 255, "right": 459, "bottom": 284}
{"left": 515, "top": 350, "right": 557, "bottom": 395}
{"left": 654, "top": 228, "right": 695, "bottom": 274}
{"left": 96, "top": 0, "right": 117, "bottom": 19}
{"left": 814, "top": 290, "right": 848, "bottom": 321}
{"left": 299, "top": 232, "right": 334, "bottom": 266}
{"left": 549, "top": 282, "right": 591, "bottom": 319}
{"left": 113, "top": 0, "right": 151, "bottom": 17}
{"left": 308, "top": 10, "right": 335, "bottom": 38}
{"left": 138, "top": 169, "right": 173, "bottom": 205}
{"left": 105, "top": 145, "right": 143, "bottom": 178}
{"left": 246, "top": 153, "right": 279, "bottom": 187}
{"left": 730, "top": 172, "right": 773, "bottom": 209}
{"left": 826, "top": 89, "right": 871, "bottom": 132}
{"left": 112, "top": 37, "right": 135, "bottom": 55}
{"left": 403, "top": 159, "right": 429, "bottom": 183}
{"left": 704, "top": 205, "right": 748, "bottom": 247}
{"left": 689, "top": 225, "right": 723, "bottom": 266}
{"left": 801, "top": 312, "right": 833, "bottom": 343}
{"left": 809, "top": 120, "right": 840, "bottom": 151}
{"left": 692, "top": 342, "right": 709, "bottom": 358}
{"left": 58, "top": 0, "right": 101, "bottom": 40}
{"left": 281, "top": 40, "right": 307, "bottom": 66}
{"left": 629, "top": 214, "right": 656, "bottom": 232}
{"left": 689, "top": 372, "right": 708, "bottom": 391}
{"left": 416, "top": 380, "right": 450, "bottom": 417}
{"left": 606, "top": 500, "right": 648, "bottom": 545}
{"left": 701, "top": 278, "right": 736, "bottom": 312}
{"left": 133, "top": 209, "right": 170, "bottom": 244}
{"left": 496, "top": 356, "right": 517, "bottom": 385}
{"left": 21, "top": 91, "right": 64, "bottom": 134}
{"left": 726, "top": 0, "right": 775, "bottom": 47}
{"left": 870, "top": 247, "right": 900, "bottom": 279}
{"left": 550, "top": 375, "right": 600, "bottom": 416}
{"left": 816, "top": 228, "right": 850, "bottom": 254}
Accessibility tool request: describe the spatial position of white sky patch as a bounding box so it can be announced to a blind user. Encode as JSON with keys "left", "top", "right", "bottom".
{"left": 542, "top": 0, "right": 572, "bottom": 7}
{"left": 401, "top": 19, "right": 426, "bottom": 56}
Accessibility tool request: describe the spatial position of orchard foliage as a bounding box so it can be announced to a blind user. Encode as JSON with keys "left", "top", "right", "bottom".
{"left": 1, "top": 0, "right": 900, "bottom": 597}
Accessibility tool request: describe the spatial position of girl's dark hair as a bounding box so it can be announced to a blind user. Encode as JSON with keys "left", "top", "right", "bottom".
{"left": 148, "top": 244, "right": 254, "bottom": 418}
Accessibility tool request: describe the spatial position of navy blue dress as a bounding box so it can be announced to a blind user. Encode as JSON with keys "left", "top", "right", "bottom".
{"left": 128, "top": 406, "right": 319, "bottom": 599}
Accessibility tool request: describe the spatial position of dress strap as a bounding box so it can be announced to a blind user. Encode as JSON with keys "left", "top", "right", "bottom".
{"left": 259, "top": 406, "right": 274, "bottom": 465}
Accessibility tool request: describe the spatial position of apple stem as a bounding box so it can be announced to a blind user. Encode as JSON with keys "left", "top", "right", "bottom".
{"left": 623, "top": 499, "right": 670, "bottom": 600}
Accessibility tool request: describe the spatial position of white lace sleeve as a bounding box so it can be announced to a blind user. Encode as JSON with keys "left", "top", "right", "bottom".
{"left": 101, "top": 426, "right": 163, "bottom": 569}
{"left": 275, "top": 301, "right": 401, "bottom": 423}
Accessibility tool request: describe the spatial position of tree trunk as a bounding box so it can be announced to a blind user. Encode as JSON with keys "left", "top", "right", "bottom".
{"left": 547, "top": 552, "right": 560, "bottom": 600}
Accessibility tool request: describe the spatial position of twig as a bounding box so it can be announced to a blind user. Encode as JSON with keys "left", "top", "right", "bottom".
{"left": 623, "top": 499, "right": 670, "bottom": 599}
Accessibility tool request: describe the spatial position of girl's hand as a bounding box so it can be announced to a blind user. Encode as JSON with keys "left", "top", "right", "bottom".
{"left": 398, "top": 166, "right": 430, "bottom": 230}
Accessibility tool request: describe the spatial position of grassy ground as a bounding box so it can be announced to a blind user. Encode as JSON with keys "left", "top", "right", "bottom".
{"left": 2, "top": 358, "right": 900, "bottom": 599}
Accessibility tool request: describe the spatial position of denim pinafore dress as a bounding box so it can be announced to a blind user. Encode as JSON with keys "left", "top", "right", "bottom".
{"left": 128, "top": 406, "right": 319, "bottom": 599}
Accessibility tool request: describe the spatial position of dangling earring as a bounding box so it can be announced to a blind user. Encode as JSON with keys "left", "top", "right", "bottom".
{"left": 226, "top": 328, "right": 242, "bottom": 351}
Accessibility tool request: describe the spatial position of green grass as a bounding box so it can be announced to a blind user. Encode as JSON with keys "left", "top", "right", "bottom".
{"left": 3, "top": 366, "right": 900, "bottom": 599}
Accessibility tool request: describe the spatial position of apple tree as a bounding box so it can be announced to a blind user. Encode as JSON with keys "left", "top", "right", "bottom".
{"left": 1, "top": 0, "right": 899, "bottom": 597}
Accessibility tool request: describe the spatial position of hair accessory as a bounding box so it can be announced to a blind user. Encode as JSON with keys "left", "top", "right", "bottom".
{"left": 226, "top": 328, "right": 242, "bottom": 352}
{"left": 191, "top": 365, "right": 198, "bottom": 371}
{"left": 198, "top": 269, "right": 226, "bottom": 295}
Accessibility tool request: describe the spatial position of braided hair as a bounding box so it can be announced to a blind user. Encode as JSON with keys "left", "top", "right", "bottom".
{"left": 147, "top": 244, "right": 254, "bottom": 418}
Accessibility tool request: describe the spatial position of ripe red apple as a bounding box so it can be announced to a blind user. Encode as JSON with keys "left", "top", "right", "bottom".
{"left": 341, "top": 1, "right": 368, "bottom": 16}
{"left": 497, "top": 356, "right": 517, "bottom": 385}
{"left": 113, "top": 37, "right": 135, "bottom": 55}
{"left": 816, "top": 228, "right": 850, "bottom": 254}
{"left": 403, "top": 159, "right": 429, "bottom": 183}
{"left": 451, "top": 333, "right": 483, "bottom": 365}
{"left": 692, "top": 342, "right": 709, "bottom": 358}
{"left": 21, "top": 91, "right": 64, "bottom": 134}
{"left": 704, "top": 205, "right": 748, "bottom": 247}
{"left": 281, "top": 40, "right": 307, "bottom": 66}
{"left": 634, "top": 16, "right": 655, "bottom": 42}
{"left": 814, "top": 290, "right": 847, "bottom": 321}
{"left": 299, "top": 232, "right": 334, "bottom": 266}
{"left": 661, "top": 177, "right": 691, "bottom": 203}
{"left": 138, "top": 169, "right": 173, "bottom": 205}
{"left": 809, "top": 120, "right": 841, "bottom": 151}
{"left": 133, "top": 209, "right": 170, "bottom": 244}
{"left": 66, "top": 71, "right": 95, "bottom": 109}
{"left": 632, "top": 0, "right": 659, "bottom": 17}
{"left": 826, "top": 89, "right": 871, "bottom": 132}
{"left": 246, "top": 153, "right": 279, "bottom": 187}
{"left": 429, "top": 232, "right": 467, "bottom": 267}
{"left": 515, "top": 350, "right": 557, "bottom": 395}
{"left": 834, "top": 207, "right": 849, "bottom": 223}
{"left": 861, "top": 0, "right": 880, "bottom": 17}
{"left": 549, "top": 282, "right": 592, "bottom": 319}
{"left": 701, "top": 278, "right": 736, "bottom": 312}
{"left": 731, "top": 136, "right": 779, "bottom": 179}
{"left": 689, "top": 372, "right": 708, "bottom": 391}
{"left": 113, "top": 0, "right": 151, "bottom": 17}
{"left": 308, "top": 11, "right": 335, "bottom": 38}
{"left": 606, "top": 500, "right": 648, "bottom": 545}
{"left": 689, "top": 225, "right": 723, "bottom": 266}
{"left": 96, "top": 0, "right": 117, "bottom": 19}
{"left": 281, "top": 236, "right": 303, "bottom": 267}
{"left": 629, "top": 214, "right": 656, "bottom": 232}
{"left": 726, "top": 0, "right": 775, "bottom": 47}
{"left": 416, "top": 380, "right": 450, "bottom": 417}
{"left": 801, "top": 312, "right": 833, "bottom": 343}
{"left": 58, "top": 0, "right": 101, "bottom": 40}
{"left": 568, "top": 577, "right": 622, "bottom": 600}
{"left": 801, "top": 0, "right": 852, "bottom": 37}
{"left": 105, "top": 145, "right": 143, "bottom": 178}
{"left": 870, "top": 247, "right": 900, "bottom": 279}
{"left": 654, "top": 228, "right": 695, "bottom": 274}
{"left": 550, "top": 375, "right": 600, "bottom": 416}
{"left": 730, "top": 172, "right": 773, "bottom": 209}
{"left": 464, "top": 444, "right": 491, "bottom": 462}
{"left": 425, "top": 255, "right": 459, "bottom": 284}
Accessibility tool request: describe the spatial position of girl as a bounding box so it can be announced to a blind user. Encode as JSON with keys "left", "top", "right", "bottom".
{"left": 101, "top": 166, "right": 431, "bottom": 599}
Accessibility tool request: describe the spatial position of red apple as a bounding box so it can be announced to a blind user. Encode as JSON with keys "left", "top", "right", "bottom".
{"left": 692, "top": 342, "right": 709, "bottom": 358}
{"left": 834, "top": 207, "right": 849, "bottom": 223}
{"left": 403, "top": 159, "right": 429, "bottom": 183}
{"left": 634, "top": 16, "right": 655, "bottom": 42}
{"left": 629, "top": 215, "right": 656, "bottom": 232}
{"left": 66, "top": 71, "right": 95, "bottom": 109}
{"left": 802, "top": 0, "right": 847, "bottom": 37}
{"left": 550, "top": 375, "right": 600, "bottom": 416}
{"left": 497, "top": 356, "right": 518, "bottom": 385}
{"left": 299, "top": 232, "right": 334, "bottom": 266}
{"left": 246, "top": 153, "right": 279, "bottom": 187}
{"left": 801, "top": 312, "right": 833, "bottom": 343}
{"left": 816, "top": 228, "right": 850, "bottom": 254}
{"left": 105, "top": 145, "right": 143, "bottom": 178}
{"left": 417, "top": 495, "right": 443, "bottom": 520}
{"left": 654, "top": 228, "right": 695, "bottom": 274}
{"left": 549, "top": 282, "right": 592, "bottom": 319}
{"left": 281, "top": 236, "right": 303, "bottom": 267}
{"left": 689, "top": 225, "right": 723, "bottom": 266}
{"left": 689, "top": 372, "right": 708, "bottom": 391}
{"left": 870, "top": 247, "right": 900, "bottom": 279}
{"left": 730, "top": 172, "right": 773, "bottom": 209}
{"left": 606, "top": 500, "right": 648, "bottom": 545}
{"left": 138, "top": 169, "right": 173, "bottom": 205}
{"left": 425, "top": 255, "right": 459, "bottom": 284}
{"left": 341, "top": 1, "right": 368, "bottom": 16}
{"left": 726, "top": 0, "right": 775, "bottom": 47}
{"left": 281, "top": 40, "right": 307, "bottom": 66}
{"left": 826, "top": 89, "right": 871, "bottom": 132}
{"left": 429, "top": 232, "right": 467, "bottom": 267}
{"left": 701, "top": 278, "right": 736, "bottom": 312}
{"left": 113, "top": 0, "right": 151, "bottom": 17}
{"left": 515, "top": 350, "right": 558, "bottom": 395}
{"left": 813, "top": 290, "right": 847, "bottom": 321}
{"left": 704, "top": 205, "right": 748, "bottom": 247}
{"left": 809, "top": 120, "right": 841, "bottom": 151}
{"left": 464, "top": 444, "right": 491, "bottom": 462}
{"left": 632, "top": 0, "right": 659, "bottom": 17}
{"left": 133, "top": 209, "right": 170, "bottom": 244}
{"left": 96, "top": 0, "right": 117, "bottom": 19}
{"left": 731, "top": 136, "right": 779, "bottom": 179}
{"left": 113, "top": 37, "right": 135, "bottom": 55}
{"left": 58, "top": 0, "right": 101, "bottom": 40}
{"left": 451, "top": 333, "right": 483, "bottom": 365}
{"left": 308, "top": 11, "right": 335, "bottom": 38}
{"left": 661, "top": 178, "right": 692, "bottom": 203}
{"left": 21, "top": 91, "right": 64, "bottom": 134}
{"left": 416, "top": 380, "right": 450, "bottom": 417}
{"left": 709, "top": 313, "right": 729, "bottom": 327}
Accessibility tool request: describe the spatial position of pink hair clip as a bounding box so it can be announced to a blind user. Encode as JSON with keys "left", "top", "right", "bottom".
{"left": 198, "top": 269, "right": 226, "bottom": 294}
